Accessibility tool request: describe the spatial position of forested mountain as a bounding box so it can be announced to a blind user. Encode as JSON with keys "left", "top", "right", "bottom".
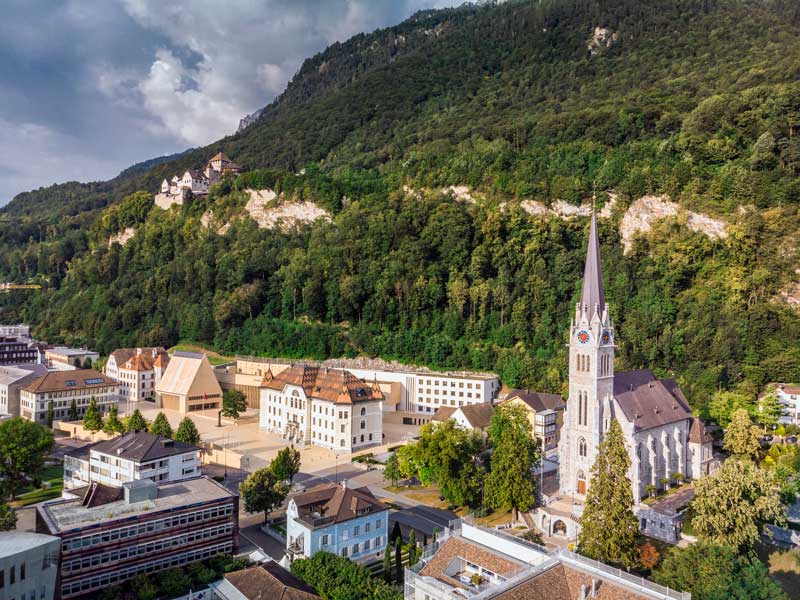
{"left": 2, "top": 0, "right": 800, "bottom": 413}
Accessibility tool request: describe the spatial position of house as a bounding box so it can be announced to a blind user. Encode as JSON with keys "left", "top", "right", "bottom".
{"left": 776, "top": 384, "right": 800, "bottom": 426}
{"left": 155, "top": 351, "right": 223, "bottom": 412}
{"left": 431, "top": 402, "right": 494, "bottom": 432}
{"left": 0, "top": 363, "right": 47, "bottom": 418}
{"left": 37, "top": 476, "right": 238, "bottom": 600}
{"left": 105, "top": 347, "right": 169, "bottom": 404}
{"left": 500, "top": 389, "right": 565, "bottom": 454}
{"left": 405, "top": 518, "right": 689, "bottom": 600}
{"left": 285, "top": 481, "right": 389, "bottom": 564}
{"left": 211, "top": 560, "right": 321, "bottom": 600}
{"left": 0, "top": 532, "right": 61, "bottom": 600}
{"left": 259, "top": 365, "right": 383, "bottom": 453}
{"left": 0, "top": 336, "right": 39, "bottom": 366}
{"left": 19, "top": 369, "right": 118, "bottom": 424}
{"left": 63, "top": 431, "right": 202, "bottom": 489}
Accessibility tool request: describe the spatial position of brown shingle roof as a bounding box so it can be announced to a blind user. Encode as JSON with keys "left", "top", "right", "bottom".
{"left": 458, "top": 403, "right": 494, "bottom": 429}
{"left": 224, "top": 561, "right": 320, "bottom": 600}
{"left": 431, "top": 406, "right": 457, "bottom": 422}
{"left": 110, "top": 347, "right": 167, "bottom": 366}
{"left": 262, "top": 365, "right": 381, "bottom": 405}
{"left": 504, "top": 389, "right": 565, "bottom": 413}
{"left": 291, "top": 482, "right": 387, "bottom": 528}
{"left": 613, "top": 369, "right": 691, "bottom": 431}
{"left": 22, "top": 369, "right": 116, "bottom": 394}
{"left": 688, "top": 417, "right": 713, "bottom": 444}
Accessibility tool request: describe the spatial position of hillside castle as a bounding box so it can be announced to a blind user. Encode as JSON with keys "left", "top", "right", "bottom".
{"left": 155, "top": 152, "right": 242, "bottom": 209}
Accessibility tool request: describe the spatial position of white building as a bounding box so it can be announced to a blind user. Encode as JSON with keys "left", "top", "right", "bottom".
{"left": 0, "top": 363, "right": 47, "bottom": 418}
{"left": 44, "top": 346, "right": 100, "bottom": 369}
{"left": 106, "top": 347, "right": 169, "bottom": 404}
{"left": 64, "top": 431, "right": 202, "bottom": 489}
{"left": 285, "top": 481, "right": 389, "bottom": 564}
{"left": 0, "top": 532, "right": 61, "bottom": 600}
{"left": 260, "top": 365, "right": 383, "bottom": 453}
{"left": 19, "top": 369, "right": 118, "bottom": 424}
{"left": 0, "top": 323, "right": 31, "bottom": 339}
{"left": 776, "top": 384, "right": 800, "bottom": 426}
{"left": 431, "top": 403, "right": 494, "bottom": 432}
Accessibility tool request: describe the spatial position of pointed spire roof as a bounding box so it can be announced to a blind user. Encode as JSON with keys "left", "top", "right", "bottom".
{"left": 580, "top": 209, "right": 605, "bottom": 313}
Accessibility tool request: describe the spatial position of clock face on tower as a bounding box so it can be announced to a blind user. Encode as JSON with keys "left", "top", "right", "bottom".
{"left": 601, "top": 330, "right": 612, "bottom": 344}
{"left": 577, "top": 330, "right": 590, "bottom": 344}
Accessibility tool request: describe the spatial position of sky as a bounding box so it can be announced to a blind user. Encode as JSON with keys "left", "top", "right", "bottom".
{"left": 0, "top": 0, "right": 459, "bottom": 206}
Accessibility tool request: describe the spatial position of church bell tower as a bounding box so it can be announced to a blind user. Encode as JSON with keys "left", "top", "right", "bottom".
{"left": 558, "top": 210, "right": 615, "bottom": 496}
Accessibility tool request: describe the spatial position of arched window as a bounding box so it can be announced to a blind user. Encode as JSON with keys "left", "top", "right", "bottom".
{"left": 578, "top": 437, "right": 587, "bottom": 457}
{"left": 360, "top": 407, "right": 366, "bottom": 416}
{"left": 586, "top": 355, "right": 590, "bottom": 372}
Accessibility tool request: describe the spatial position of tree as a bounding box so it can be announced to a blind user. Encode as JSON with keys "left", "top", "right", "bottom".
{"left": 46, "top": 399, "right": 54, "bottom": 428}
{"left": 756, "top": 391, "right": 783, "bottom": 431}
{"left": 82, "top": 397, "right": 103, "bottom": 438}
{"left": 103, "top": 405, "right": 124, "bottom": 435}
{"left": 484, "top": 404, "right": 541, "bottom": 520}
{"left": 691, "top": 459, "right": 784, "bottom": 552}
{"left": 383, "top": 451, "right": 401, "bottom": 486}
{"left": 724, "top": 408, "right": 761, "bottom": 460}
{"left": 157, "top": 567, "right": 192, "bottom": 598}
{"left": 131, "top": 574, "right": 158, "bottom": 600}
{"left": 240, "top": 467, "right": 289, "bottom": 523}
{"left": 272, "top": 445, "right": 301, "bottom": 484}
{"left": 408, "top": 529, "right": 418, "bottom": 567}
{"left": 383, "top": 541, "right": 392, "bottom": 582}
{"left": 0, "top": 503, "right": 17, "bottom": 531}
{"left": 82, "top": 357, "right": 93, "bottom": 369}
{"left": 67, "top": 398, "right": 79, "bottom": 421}
{"left": 709, "top": 391, "right": 754, "bottom": 428}
{"left": 395, "top": 536, "right": 403, "bottom": 583}
{"left": 149, "top": 411, "right": 173, "bottom": 438}
{"left": 221, "top": 389, "right": 247, "bottom": 420}
{"left": 0, "top": 417, "right": 54, "bottom": 499}
{"left": 638, "top": 542, "right": 660, "bottom": 570}
{"left": 654, "top": 541, "right": 787, "bottom": 600}
{"left": 174, "top": 416, "right": 201, "bottom": 445}
{"left": 126, "top": 408, "right": 147, "bottom": 433}
{"left": 290, "top": 551, "right": 401, "bottom": 600}
{"left": 577, "top": 418, "right": 639, "bottom": 567}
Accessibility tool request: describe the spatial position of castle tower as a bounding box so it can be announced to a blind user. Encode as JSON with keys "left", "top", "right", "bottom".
{"left": 558, "top": 210, "right": 615, "bottom": 496}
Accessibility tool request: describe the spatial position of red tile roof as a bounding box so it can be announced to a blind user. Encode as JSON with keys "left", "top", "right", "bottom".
{"left": 262, "top": 365, "right": 381, "bottom": 405}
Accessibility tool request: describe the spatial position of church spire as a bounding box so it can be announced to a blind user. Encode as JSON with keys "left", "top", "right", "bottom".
{"left": 580, "top": 209, "right": 605, "bottom": 315}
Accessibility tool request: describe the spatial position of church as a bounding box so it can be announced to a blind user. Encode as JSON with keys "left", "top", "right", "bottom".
{"left": 537, "top": 210, "right": 713, "bottom": 539}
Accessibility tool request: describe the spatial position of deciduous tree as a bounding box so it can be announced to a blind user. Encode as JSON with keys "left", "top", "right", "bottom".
{"left": 126, "top": 408, "right": 147, "bottom": 433}
{"left": 103, "top": 405, "right": 125, "bottom": 435}
{"left": 724, "top": 408, "right": 761, "bottom": 460}
{"left": 0, "top": 418, "right": 54, "bottom": 499}
{"left": 221, "top": 389, "right": 247, "bottom": 420}
{"left": 149, "top": 411, "right": 173, "bottom": 438}
{"left": 240, "top": 467, "right": 289, "bottom": 523}
{"left": 67, "top": 398, "right": 79, "bottom": 421}
{"left": 174, "top": 416, "right": 201, "bottom": 445}
{"left": 0, "top": 503, "right": 17, "bottom": 531}
{"left": 383, "top": 451, "right": 401, "bottom": 486}
{"left": 577, "top": 418, "right": 639, "bottom": 567}
{"left": 271, "top": 445, "right": 301, "bottom": 483}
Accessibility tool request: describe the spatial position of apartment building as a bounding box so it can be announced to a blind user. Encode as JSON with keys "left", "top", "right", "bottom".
{"left": 0, "top": 336, "right": 38, "bottom": 366}
{"left": 286, "top": 481, "right": 389, "bottom": 564}
{"left": 0, "top": 323, "right": 31, "bottom": 339}
{"left": 259, "top": 366, "right": 383, "bottom": 453}
{"left": 405, "top": 519, "right": 690, "bottom": 600}
{"left": 0, "top": 532, "right": 61, "bottom": 600}
{"left": 63, "top": 431, "right": 202, "bottom": 490}
{"left": 19, "top": 369, "right": 118, "bottom": 424}
{"left": 0, "top": 363, "right": 47, "bottom": 418}
{"left": 776, "top": 384, "right": 800, "bottom": 426}
{"left": 499, "top": 389, "right": 565, "bottom": 454}
{"left": 105, "top": 347, "right": 169, "bottom": 403}
{"left": 156, "top": 352, "right": 223, "bottom": 412}
{"left": 37, "top": 476, "right": 238, "bottom": 599}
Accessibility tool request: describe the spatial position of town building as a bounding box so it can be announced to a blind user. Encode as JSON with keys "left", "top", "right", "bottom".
{"left": 63, "top": 431, "right": 202, "bottom": 490}
{"left": 500, "top": 389, "right": 565, "bottom": 454}
{"left": 0, "top": 336, "right": 39, "bottom": 366}
{"left": 389, "top": 505, "right": 457, "bottom": 546}
{"left": 155, "top": 351, "right": 223, "bottom": 412}
{"left": 431, "top": 403, "right": 494, "bottom": 432}
{"left": 19, "top": 369, "right": 118, "bottom": 424}
{"left": 285, "top": 481, "right": 389, "bottom": 564}
{"left": 44, "top": 347, "right": 100, "bottom": 369}
{"left": 404, "top": 518, "right": 689, "bottom": 600}
{"left": 0, "top": 532, "right": 61, "bottom": 600}
{"left": 259, "top": 365, "right": 383, "bottom": 452}
{"left": 219, "top": 356, "right": 500, "bottom": 424}
{"left": 37, "top": 476, "right": 238, "bottom": 599}
{"left": 776, "top": 383, "right": 800, "bottom": 426}
{"left": 537, "top": 211, "right": 702, "bottom": 540}
{"left": 0, "top": 323, "right": 31, "bottom": 339}
{"left": 0, "top": 363, "right": 47, "bottom": 418}
{"left": 105, "top": 347, "right": 170, "bottom": 404}
{"left": 210, "top": 560, "right": 321, "bottom": 600}
{"left": 157, "top": 152, "right": 242, "bottom": 208}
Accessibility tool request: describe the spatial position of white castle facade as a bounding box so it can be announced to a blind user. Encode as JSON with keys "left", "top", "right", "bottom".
{"left": 156, "top": 152, "right": 242, "bottom": 208}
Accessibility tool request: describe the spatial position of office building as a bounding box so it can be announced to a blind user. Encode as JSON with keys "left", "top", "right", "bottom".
{"left": 19, "top": 369, "right": 118, "bottom": 424}
{"left": 0, "top": 532, "right": 60, "bottom": 600}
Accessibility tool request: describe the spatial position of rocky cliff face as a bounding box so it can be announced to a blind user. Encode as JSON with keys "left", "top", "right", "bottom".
{"left": 237, "top": 108, "right": 263, "bottom": 132}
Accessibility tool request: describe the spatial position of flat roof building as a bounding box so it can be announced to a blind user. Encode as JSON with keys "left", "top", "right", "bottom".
{"left": 0, "top": 532, "right": 61, "bottom": 600}
{"left": 0, "top": 363, "right": 47, "bottom": 418}
{"left": 0, "top": 336, "right": 38, "bottom": 366}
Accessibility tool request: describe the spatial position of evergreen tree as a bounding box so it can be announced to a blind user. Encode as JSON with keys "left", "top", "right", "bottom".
{"left": 484, "top": 404, "right": 541, "bottom": 520}
{"left": 394, "top": 537, "right": 403, "bottom": 583}
{"left": 383, "top": 451, "right": 401, "bottom": 486}
{"left": 408, "top": 529, "right": 418, "bottom": 567}
{"left": 383, "top": 542, "right": 392, "bottom": 582}
{"left": 149, "top": 412, "right": 173, "bottom": 438}
{"left": 46, "top": 399, "right": 54, "bottom": 428}
{"left": 103, "top": 405, "right": 125, "bottom": 435}
{"left": 724, "top": 408, "right": 761, "bottom": 460}
{"left": 271, "top": 445, "right": 301, "bottom": 483}
{"left": 0, "top": 503, "right": 17, "bottom": 531}
{"left": 82, "top": 397, "right": 103, "bottom": 439}
{"left": 577, "top": 418, "right": 639, "bottom": 567}
{"left": 67, "top": 398, "right": 79, "bottom": 421}
{"left": 126, "top": 408, "right": 147, "bottom": 433}
{"left": 756, "top": 391, "right": 783, "bottom": 432}
{"left": 174, "top": 416, "right": 201, "bottom": 445}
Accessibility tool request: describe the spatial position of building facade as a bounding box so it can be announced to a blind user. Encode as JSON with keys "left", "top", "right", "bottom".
{"left": 44, "top": 347, "right": 99, "bottom": 369}
{"left": 155, "top": 352, "right": 223, "bottom": 413}
{"left": 0, "top": 364, "right": 47, "bottom": 418}
{"left": 431, "top": 403, "right": 494, "bottom": 432}
{"left": 37, "top": 477, "right": 238, "bottom": 600}
{"left": 106, "top": 347, "right": 169, "bottom": 404}
{"left": 0, "top": 323, "right": 31, "bottom": 339}
{"left": 776, "top": 384, "right": 800, "bottom": 426}
{"left": 0, "top": 532, "right": 61, "bottom": 600}
{"left": 20, "top": 369, "right": 118, "bottom": 424}
{"left": 286, "top": 482, "right": 389, "bottom": 564}
{"left": 499, "top": 390, "right": 565, "bottom": 454}
{"left": 259, "top": 366, "right": 383, "bottom": 453}
{"left": 64, "top": 431, "right": 201, "bottom": 489}
{"left": 0, "top": 336, "right": 38, "bottom": 366}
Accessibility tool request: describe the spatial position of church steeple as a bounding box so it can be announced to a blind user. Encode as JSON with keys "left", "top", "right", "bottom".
{"left": 579, "top": 210, "right": 605, "bottom": 316}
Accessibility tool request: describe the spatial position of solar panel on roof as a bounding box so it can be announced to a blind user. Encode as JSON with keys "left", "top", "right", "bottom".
{"left": 65, "top": 381, "right": 76, "bottom": 387}
{"left": 84, "top": 378, "right": 104, "bottom": 385}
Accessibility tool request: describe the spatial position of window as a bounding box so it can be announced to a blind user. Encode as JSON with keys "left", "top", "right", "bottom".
{"left": 365, "top": 522, "right": 371, "bottom": 533}
{"left": 352, "top": 543, "right": 360, "bottom": 555}
{"left": 578, "top": 437, "right": 587, "bottom": 457}
{"left": 376, "top": 519, "right": 382, "bottom": 529}
{"left": 321, "top": 534, "right": 329, "bottom": 545}
{"left": 360, "top": 407, "right": 366, "bottom": 416}
{"left": 353, "top": 525, "right": 360, "bottom": 536}
{"left": 360, "top": 420, "right": 366, "bottom": 430}
{"left": 341, "top": 547, "right": 348, "bottom": 557}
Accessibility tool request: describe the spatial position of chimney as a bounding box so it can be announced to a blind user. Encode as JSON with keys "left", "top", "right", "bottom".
{"left": 341, "top": 479, "right": 347, "bottom": 490}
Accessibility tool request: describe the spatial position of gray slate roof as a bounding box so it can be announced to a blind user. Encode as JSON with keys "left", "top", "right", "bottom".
{"left": 90, "top": 431, "right": 199, "bottom": 462}
{"left": 505, "top": 389, "right": 565, "bottom": 413}
{"left": 613, "top": 369, "right": 692, "bottom": 431}
{"left": 580, "top": 210, "right": 605, "bottom": 313}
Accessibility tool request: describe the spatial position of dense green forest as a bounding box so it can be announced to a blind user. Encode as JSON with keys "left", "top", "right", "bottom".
{"left": 2, "top": 0, "right": 800, "bottom": 413}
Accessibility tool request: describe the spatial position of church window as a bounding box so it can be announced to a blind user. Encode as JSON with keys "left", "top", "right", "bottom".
{"left": 586, "top": 356, "right": 590, "bottom": 372}
{"left": 578, "top": 438, "right": 587, "bottom": 457}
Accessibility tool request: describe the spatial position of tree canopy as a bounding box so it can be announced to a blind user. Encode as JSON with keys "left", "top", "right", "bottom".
{"left": 174, "top": 417, "right": 201, "bottom": 445}
{"left": 149, "top": 412, "right": 174, "bottom": 439}
{"left": 0, "top": 417, "right": 54, "bottom": 499}
{"left": 290, "top": 551, "right": 401, "bottom": 600}
{"left": 271, "top": 445, "right": 301, "bottom": 483}
{"left": 239, "top": 466, "right": 289, "bottom": 523}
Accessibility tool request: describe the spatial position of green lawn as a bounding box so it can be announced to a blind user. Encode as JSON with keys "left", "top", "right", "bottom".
{"left": 169, "top": 343, "right": 234, "bottom": 366}
{"left": 11, "top": 465, "right": 64, "bottom": 507}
